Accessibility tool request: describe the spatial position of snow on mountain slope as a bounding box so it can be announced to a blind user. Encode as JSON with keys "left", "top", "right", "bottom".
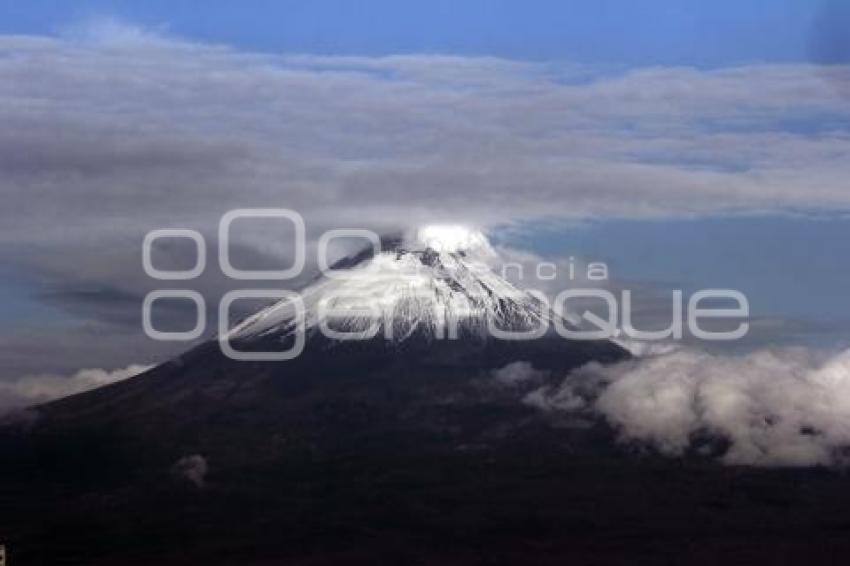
{"left": 226, "top": 226, "right": 569, "bottom": 344}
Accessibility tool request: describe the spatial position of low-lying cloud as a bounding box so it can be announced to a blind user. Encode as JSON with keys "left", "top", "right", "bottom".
{"left": 0, "top": 363, "right": 151, "bottom": 413}
{"left": 172, "top": 454, "right": 208, "bottom": 488}
{"left": 528, "top": 346, "right": 850, "bottom": 467}
{"left": 491, "top": 361, "right": 547, "bottom": 387}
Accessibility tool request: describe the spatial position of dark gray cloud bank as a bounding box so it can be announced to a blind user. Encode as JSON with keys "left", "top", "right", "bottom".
{"left": 3, "top": 20, "right": 849, "bottom": 250}
{"left": 2, "top": 22, "right": 850, "bottom": 462}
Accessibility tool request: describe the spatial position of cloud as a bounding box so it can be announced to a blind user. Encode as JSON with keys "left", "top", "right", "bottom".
{"left": 2, "top": 23, "right": 850, "bottom": 252}
{"left": 0, "top": 363, "right": 151, "bottom": 413}
{"left": 4, "top": 25, "right": 848, "bottom": 287}
{"left": 529, "top": 346, "right": 850, "bottom": 466}
{"left": 491, "top": 361, "right": 546, "bottom": 387}
{"left": 172, "top": 454, "right": 208, "bottom": 488}
{"left": 523, "top": 382, "right": 587, "bottom": 413}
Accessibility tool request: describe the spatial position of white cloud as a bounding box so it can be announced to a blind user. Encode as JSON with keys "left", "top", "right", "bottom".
{"left": 523, "top": 383, "right": 587, "bottom": 413}
{"left": 531, "top": 347, "right": 850, "bottom": 467}
{"left": 0, "top": 364, "right": 151, "bottom": 413}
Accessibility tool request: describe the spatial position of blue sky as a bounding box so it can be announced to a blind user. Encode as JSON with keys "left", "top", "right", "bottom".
{"left": 0, "top": 0, "right": 846, "bottom": 66}
{"left": 1, "top": 0, "right": 849, "bottom": 379}
{"left": 498, "top": 215, "right": 850, "bottom": 347}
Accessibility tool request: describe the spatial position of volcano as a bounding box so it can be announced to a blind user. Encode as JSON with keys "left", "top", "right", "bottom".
{"left": 26, "top": 225, "right": 627, "bottom": 433}
{"left": 3, "top": 228, "right": 849, "bottom": 565}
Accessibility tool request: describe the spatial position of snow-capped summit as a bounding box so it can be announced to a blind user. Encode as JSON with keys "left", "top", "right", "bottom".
{"left": 405, "top": 225, "right": 495, "bottom": 256}
{"left": 226, "top": 225, "right": 566, "bottom": 345}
